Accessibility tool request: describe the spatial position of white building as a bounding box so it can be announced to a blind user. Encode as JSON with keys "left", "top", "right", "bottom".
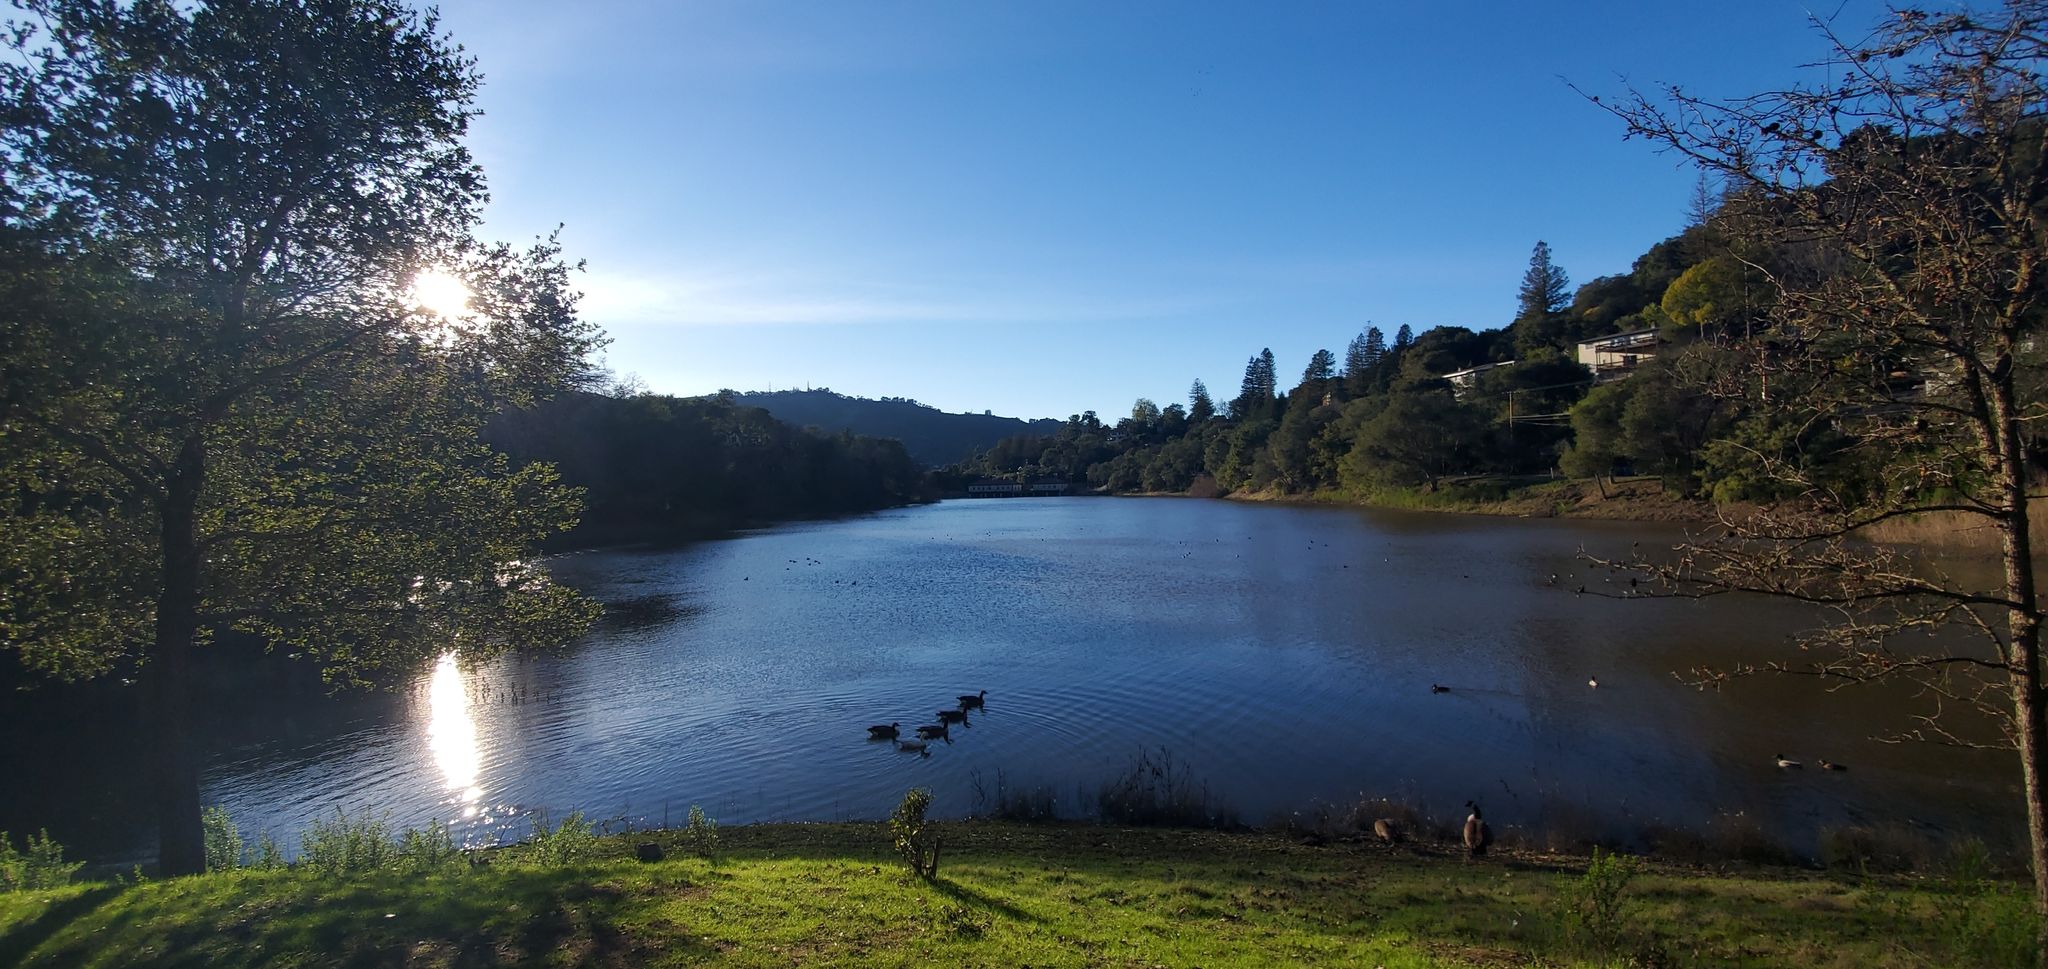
{"left": 1439, "top": 360, "right": 1515, "bottom": 397}
{"left": 1576, "top": 328, "right": 1659, "bottom": 382}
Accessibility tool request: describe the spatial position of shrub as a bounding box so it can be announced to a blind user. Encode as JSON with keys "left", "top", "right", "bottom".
{"left": 890, "top": 788, "right": 942, "bottom": 879}
{"left": 528, "top": 811, "right": 597, "bottom": 867}
{"left": 682, "top": 805, "right": 720, "bottom": 859}
{"left": 1557, "top": 847, "right": 1640, "bottom": 960}
{"left": 1093, "top": 747, "right": 1239, "bottom": 829}
{"left": 0, "top": 829, "right": 84, "bottom": 891}
{"left": 201, "top": 806, "right": 242, "bottom": 873}
{"left": 969, "top": 769, "right": 1058, "bottom": 823}
{"left": 248, "top": 831, "right": 288, "bottom": 871}
{"left": 301, "top": 809, "right": 396, "bottom": 875}
{"left": 1819, "top": 824, "right": 1938, "bottom": 874}
{"left": 1931, "top": 840, "right": 2041, "bottom": 969}
{"left": 396, "top": 819, "right": 464, "bottom": 873}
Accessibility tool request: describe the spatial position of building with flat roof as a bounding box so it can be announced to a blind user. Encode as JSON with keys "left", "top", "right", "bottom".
{"left": 1439, "top": 360, "right": 1514, "bottom": 397}
{"left": 1576, "top": 328, "right": 1659, "bottom": 382}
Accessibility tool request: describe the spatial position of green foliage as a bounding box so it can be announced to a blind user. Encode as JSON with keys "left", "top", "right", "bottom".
{"left": 0, "top": 821, "right": 2017, "bottom": 967}
{"left": 1343, "top": 388, "right": 1492, "bottom": 489}
{"left": 683, "top": 805, "right": 721, "bottom": 860}
{"left": 1556, "top": 847, "right": 1640, "bottom": 960}
{"left": 1931, "top": 841, "right": 2041, "bottom": 969}
{"left": 489, "top": 393, "right": 923, "bottom": 544}
{"left": 0, "top": 0, "right": 603, "bottom": 873}
{"left": 927, "top": 899, "right": 991, "bottom": 938}
{"left": 890, "top": 788, "right": 943, "bottom": 879}
{"left": 301, "top": 810, "right": 397, "bottom": 876}
{"left": 0, "top": 829, "right": 83, "bottom": 892}
{"left": 248, "top": 831, "right": 288, "bottom": 872}
{"left": 201, "top": 806, "right": 242, "bottom": 874}
{"left": 1659, "top": 255, "right": 1766, "bottom": 335}
{"left": 397, "top": 820, "right": 466, "bottom": 874}
{"left": 527, "top": 811, "right": 598, "bottom": 868}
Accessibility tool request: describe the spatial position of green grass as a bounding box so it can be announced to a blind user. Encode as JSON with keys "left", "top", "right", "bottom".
{"left": 0, "top": 822, "right": 2031, "bottom": 967}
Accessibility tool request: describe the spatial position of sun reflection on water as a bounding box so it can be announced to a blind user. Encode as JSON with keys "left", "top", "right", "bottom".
{"left": 426, "top": 652, "right": 484, "bottom": 814}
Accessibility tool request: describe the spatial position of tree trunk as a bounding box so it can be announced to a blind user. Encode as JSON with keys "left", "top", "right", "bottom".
{"left": 148, "top": 436, "right": 207, "bottom": 876}
{"left": 2011, "top": 622, "right": 2048, "bottom": 941}
{"left": 1991, "top": 378, "right": 2048, "bottom": 938}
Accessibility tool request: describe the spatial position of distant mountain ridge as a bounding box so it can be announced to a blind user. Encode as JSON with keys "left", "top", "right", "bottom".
{"left": 728, "top": 389, "right": 1061, "bottom": 467}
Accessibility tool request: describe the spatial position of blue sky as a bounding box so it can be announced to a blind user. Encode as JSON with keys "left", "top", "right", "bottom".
{"left": 435, "top": 0, "right": 1893, "bottom": 421}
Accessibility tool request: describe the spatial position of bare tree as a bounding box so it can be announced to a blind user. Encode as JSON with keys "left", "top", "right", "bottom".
{"left": 1586, "top": 1, "right": 2048, "bottom": 932}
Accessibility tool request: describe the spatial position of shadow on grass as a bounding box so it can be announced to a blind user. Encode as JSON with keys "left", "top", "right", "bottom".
{"left": 0, "top": 884, "right": 125, "bottom": 967}
{"left": 9, "top": 869, "right": 717, "bottom": 969}
{"left": 930, "top": 876, "right": 1044, "bottom": 924}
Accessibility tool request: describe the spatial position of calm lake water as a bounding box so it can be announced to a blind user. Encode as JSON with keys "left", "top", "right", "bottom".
{"left": 8, "top": 497, "right": 2027, "bottom": 861}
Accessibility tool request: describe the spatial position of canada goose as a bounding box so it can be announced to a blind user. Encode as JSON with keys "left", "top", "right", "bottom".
{"left": 1775, "top": 754, "right": 1803, "bottom": 769}
{"left": 1820, "top": 760, "right": 1848, "bottom": 771}
{"left": 896, "top": 739, "right": 929, "bottom": 754}
{"left": 915, "top": 723, "right": 950, "bottom": 740}
{"left": 935, "top": 709, "right": 967, "bottom": 725}
{"left": 958, "top": 690, "right": 987, "bottom": 710}
{"left": 1463, "top": 801, "right": 1493, "bottom": 857}
{"left": 867, "top": 722, "right": 900, "bottom": 740}
{"left": 1588, "top": 676, "right": 1599, "bottom": 689}
{"left": 1371, "top": 818, "right": 1402, "bottom": 844}
{"left": 1431, "top": 684, "right": 1450, "bottom": 694}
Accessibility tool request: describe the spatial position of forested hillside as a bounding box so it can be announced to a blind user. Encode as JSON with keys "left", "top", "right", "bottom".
{"left": 733, "top": 389, "right": 1061, "bottom": 467}
{"left": 960, "top": 208, "right": 1938, "bottom": 504}
{"left": 489, "top": 392, "right": 926, "bottom": 546}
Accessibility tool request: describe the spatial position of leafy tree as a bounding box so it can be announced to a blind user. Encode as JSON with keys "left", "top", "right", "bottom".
{"left": 1598, "top": 0, "right": 2048, "bottom": 927}
{"left": 1158, "top": 403, "right": 1188, "bottom": 439}
{"left": 1559, "top": 380, "right": 1634, "bottom": 485}
{"left": 1567, "top": 274, "right": 1653, "bottom": 343}
{"left": 1658, "top": 255, "right": 1768, "bottom": 337}
{"left": 1393, "top": 325, "right": 1414, "bottom": 352}
{"left": 1188, "top": 379, "right": 1216, "bottom": 423}
{"left": 0, "top": 0, "right": 601, "bottom": 874}
{"left": 1342, "top": 387, "right": 1491, "bottom": 490}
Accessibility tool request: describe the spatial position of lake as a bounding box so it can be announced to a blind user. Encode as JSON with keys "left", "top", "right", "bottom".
{"left": 7, "top": 497, "right": 2026, "bottom": 862}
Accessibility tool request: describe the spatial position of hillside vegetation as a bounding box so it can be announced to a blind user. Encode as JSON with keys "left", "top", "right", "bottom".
{"left": 736, "top": 389, "right": 1061, "bottom": 468}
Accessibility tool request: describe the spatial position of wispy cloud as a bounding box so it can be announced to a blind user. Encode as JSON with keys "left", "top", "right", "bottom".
{"left": 576, "top": 266, "right": 1209, "bottom": 328}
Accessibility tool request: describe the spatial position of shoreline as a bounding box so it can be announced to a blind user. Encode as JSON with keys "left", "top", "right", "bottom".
{"left": 2, "top": 819, "right": 2030, "bottom": 968}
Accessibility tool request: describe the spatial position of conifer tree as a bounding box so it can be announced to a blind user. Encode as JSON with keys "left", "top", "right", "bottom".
{"left": 1188, "top": 379, "right": 1215, "bottom": 423}
{"left": 1301, "top": 349, "right": 1336, "bottom": 387}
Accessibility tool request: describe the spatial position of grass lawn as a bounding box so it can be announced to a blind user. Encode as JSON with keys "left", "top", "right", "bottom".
{"left": 0, "top": 821, "right": 2033, "bottom": 967}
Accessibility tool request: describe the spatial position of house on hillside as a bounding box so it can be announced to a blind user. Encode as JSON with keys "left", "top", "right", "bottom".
{"left": 1439, "top": 360, "right": 1515, "bottom": 398}
{"left": 965, "top": 480, "right": 1024, "bottom": 497}
{"left": 964, "top": 479, "right": 1071, "bottom": 497}
{"left": 1576, "top": 328, "right": 1659, "bottom": 382}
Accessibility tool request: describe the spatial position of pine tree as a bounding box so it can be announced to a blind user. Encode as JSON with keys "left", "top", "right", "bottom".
{"left": 1393, "top": 325, "right": 1414, "bottom": 352}
{"left": 1515, "top": 241, "right": 1574, "bottom": 355}
{"left": 1232, "top": 349, "right": 1279, "bottom": 421}
{"left": 1343, "top": 333, "right": 1371, "bottom": 377}
{"left": 1301, "top": 349, "right": 1336, "bottom": 386}
{"left": 1188, "top": 379, "right": 1215, "bottom": 423}
{"left": 1344, "top": 326, "right": 1386, "bottom": 398}
{"left": 1517, "top": 241, "right": 1572, "bottom": 320}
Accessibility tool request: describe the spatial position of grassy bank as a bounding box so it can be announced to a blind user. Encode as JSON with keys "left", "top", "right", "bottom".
{"left": 1, "top": 821, "right": 2035, "bottom": 968}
